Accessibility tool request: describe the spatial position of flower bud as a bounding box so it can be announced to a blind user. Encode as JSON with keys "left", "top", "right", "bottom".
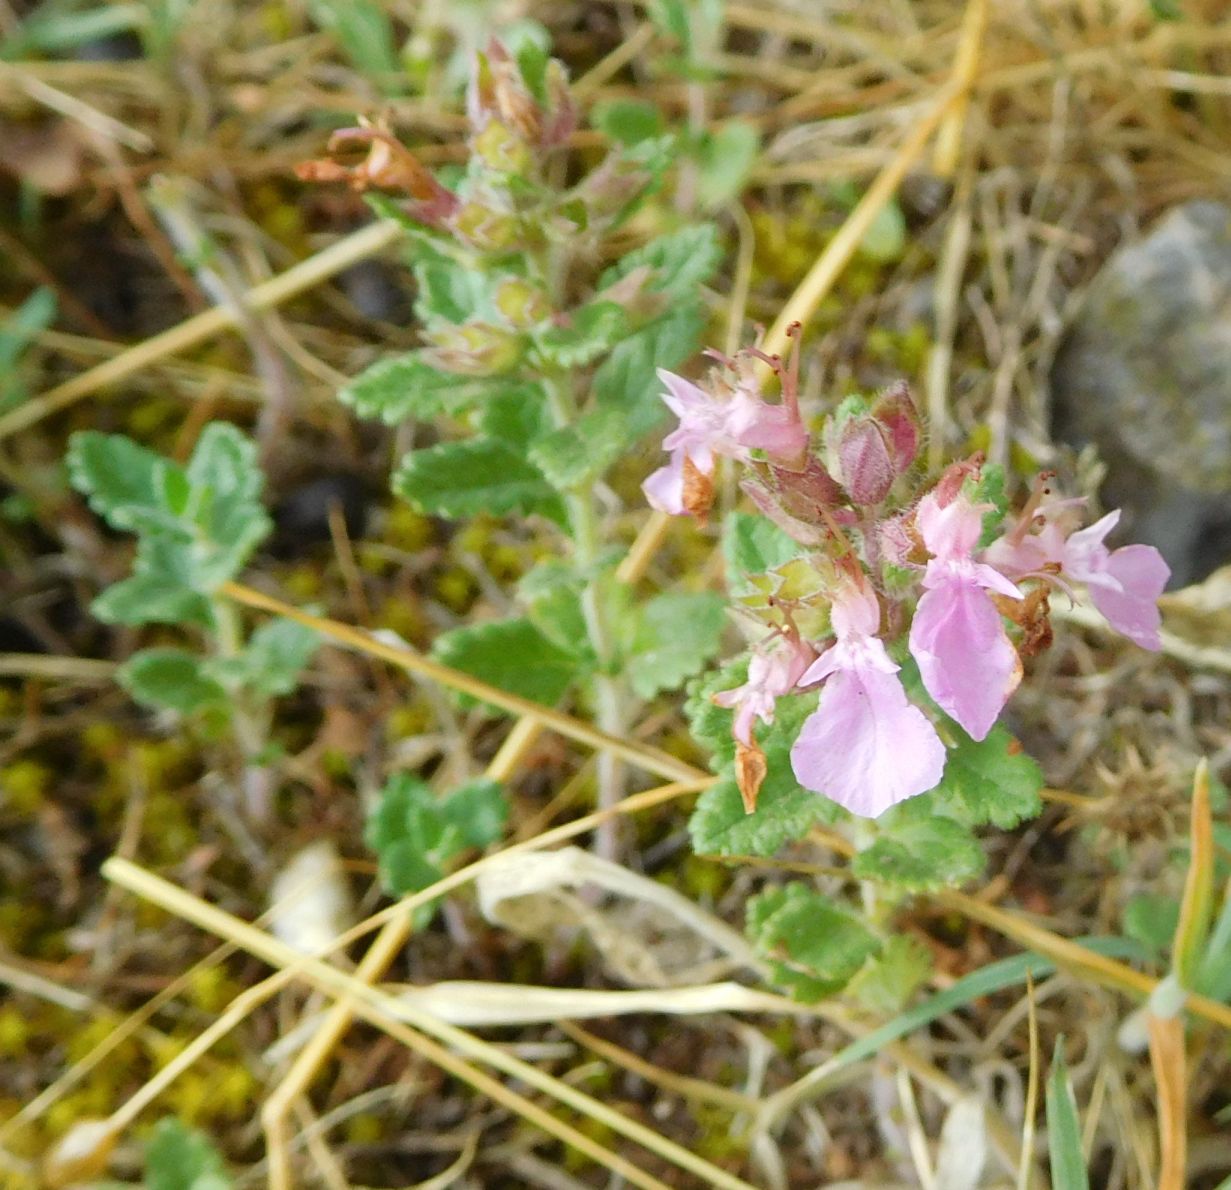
{"left": 473, "top": 120, "right": 534, "bottom": 176}
{"left": 452, "top": 201, "right": 520, "bottom": 251}
{"left": 422, "top": 322, "right": 524, "bottom": 376}
{"left": 494, "top": 278, "right": 551, "bottom": 328}
{"left": 870, "top": 380, "right": 921, "bottom": 473}
{"left": 836, "top": 417, "right": 895, "bottom": 505}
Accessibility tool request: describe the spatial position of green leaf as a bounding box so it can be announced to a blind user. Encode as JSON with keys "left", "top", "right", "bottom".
{"left": 857, "top": 198, "right": 907, "bottom": 263}
{"left": 184, "top": 423, "right": 271, "bottom": 585}
{"left": 145, "top": 1117, "right": 232, "bottom": 1190}
{"left": 68, "top": 431, "right": 173, "bottom": 531}
{"left": 534, "top": 301, "right": 630, "bottom": 368}
{"left": 365, "top": 775, "right": 507, "bottom": 906}
{"left": 974, "top": 462, "right": 1009, "bottom": 547}
{"left": 847, "top": 934, "right": 933, "bottom": 1015}
{"left": 852, "top": 811, "right": 985, "bottom": 891}
{"left": 440, "top": 778, "right": 508, "bottom": 849}
{"left": 695, "top": 121, "right": 760, "bottom": 210}
{"left": 340, "top": 353, "right": 497, "bottom": 424}
{"left": 1046, "top": 1038, "right": 1090, "bottom": 1190}
{"left": 817, "top": 937, "right": 1147, "bottom": 1085}
{"left": 723, "top": 512, "right": 799, "bottom": 599}
{"left": 748, "top": 884, "right": 881, "bottom": 1001}
{"left": 931, "top": 723, "right": 1044, "bottom": 829}
{"left": 1195, "top": 884, "right": 1231, "bottom": 1003}
{"left": 432, "top": 617, "right": 583, "bottom": 708}
{"left": 118, "top": 649, "right": 228, "bottom": 716}
{"left": 393, "top": 437, "right": 563, "bottom": 522}
{"left": 91, "top": 568, "right": 214, "bottom": 629}
{"left": 689, "top": 688, "right": 841, "bottom": 856}
{"left": 410, "top": 240, "right": 488, "bottom": 326}
{"left": 1149, "top": 0, "right": 1182, "bottom": 19}
{"left": 599, "top": 225, "right": 721, "bottom": 301}
{"left": 592, "top": 306, "right": 706, "bottom": 438}
{"left": 529, "top": 405, "right": 634, "bottom": 490}
{"left": 366, "top": 775, "right": 460, "bottom": 898}
{"left": 235, "top": 619, "right": 320, "bottom": 698}
{"left": 306, "top": 0, "right": 400, "bottom": 81}
{"left": 0, "top": 287, "right": 56, "bottom": 371}
{"left": 1122, "top": 892, "right": 1180, "bottom": 960}
{"left": 625, "top": 591, "right": 726, "bottom": 700}
{"left": 684, "top": 660, "right": 747, "bottom": 764}
{"left": 475, "top": 385, "right": 553, "bottom": 449}
{"left": 73, "top": 424, "right": 270, "bottom": 598}
{"left": 592, "top": 99, "right": 664, "bottom": 146}
{"left": 518, "top": 561, "right": 591, "bottom": 658}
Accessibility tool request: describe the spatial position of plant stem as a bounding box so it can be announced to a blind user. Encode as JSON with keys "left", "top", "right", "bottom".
{"left": 212, "top": 597, "right": 274, "bottom": 821}
{"left": 542, "top": 373, "right": 631, "bottom": 859}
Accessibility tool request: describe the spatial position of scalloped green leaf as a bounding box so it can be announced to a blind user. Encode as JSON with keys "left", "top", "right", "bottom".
{"left": 626, "top": 591, "right": 726, "bottom": 700}
{"left": 748, "top": 884, "right": 881, "bottom": 1001}
{"left": 592, "top": 305, "right": 705, "bottom": 436}
{"left": 393, "top": 437, "right": 563, "bottom": 522}
{"left": 852, "top": 812, "right": 985, "bottom": 891}
{"left": 68, "top": 431, "right": 177, "bottom": 531}
{"left": 932, "top": 723, "right": 1044, "bottom": 829}
{"left": 340, "top": 353, "right": 497, "bottom": 424}
{"left": 722, "top": 512, "right": 800, "bottom": 598}
{"left": 118, "top": 649, "right": 229, "bottom": 717}
{"left": 431, "top": 616, "right": 583, "bottom": 708}
{"left": 689, "top": 688, "right": 840, "bottom": 856}
{"left": 145, "top": 1117, "right": 232, "bottom": 1190}
{"left": 534, "top": 301, "right": 630, "bottom": 368}
{"left": 598, "top": 224, "right": 721, "bottom": 299}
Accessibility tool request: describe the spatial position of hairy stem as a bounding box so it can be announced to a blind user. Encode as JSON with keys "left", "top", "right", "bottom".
{"left": 211, "top": 597, "right": 274, "bottom": 821}
{"left": 543, "top": 373, "right": 631, "bottom": 859}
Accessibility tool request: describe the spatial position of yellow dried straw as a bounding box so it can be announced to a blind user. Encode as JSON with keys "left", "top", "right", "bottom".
{"left": 260, "top": 715, "right": 545, "bottom": 1190}
{"left": 219, "top": 580, "right": 703, "bottom": 783}
{"left": 102, "top": 857, "right": 759, "bottom": 1190}
{"left": 0, "top": 219, "right": 403, "bottom": 442}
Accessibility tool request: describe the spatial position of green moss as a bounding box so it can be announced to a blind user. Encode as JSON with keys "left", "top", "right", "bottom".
{"left": 2, "top": 758, "right": 51, "bottom": 814}
{"left": 435, "top": 567, "right": 477, "bottom": 613}
{"left": 144, "top": 792, "right": 197, "bottom": 863}
{"left": 385, "top": 504, "right": 433, "bottom": 552}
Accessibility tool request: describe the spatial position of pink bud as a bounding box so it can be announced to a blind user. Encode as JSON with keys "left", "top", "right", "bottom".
{"left": 870, "top": 381, "right": 921, "bottom": 474}
{"left": 837, "top": 418, "right": 895, "bottom": 505}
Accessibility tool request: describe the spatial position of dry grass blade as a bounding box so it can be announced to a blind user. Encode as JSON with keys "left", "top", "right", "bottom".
{"left": 261, "top": 715, "right": 546, "bottom": 1190}
{"left": 102, "top": 857, "right": 760, "bottom": 1190}
{"left": 932, "top": 0, "right": 988, "bottom": 177}
{"left": 219, "top": 580, "right": 707, "bottom": 784}
{"left": 1147, "top": 1012, "right": 1187, "bottom": 1190}
{"left": 0, "top": 654, "right": 115, "bottom": 681}
{"left": 761, "top": 76, "right": 963, "bottom": 361}
{"left": 0, "top": 220, "right": 402, "bottom": 441}
{"left": 1017, "top": 973, "right": 1041, "bottom": 1190}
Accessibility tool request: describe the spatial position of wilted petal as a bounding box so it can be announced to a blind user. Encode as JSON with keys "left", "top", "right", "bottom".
{"left": 641, "top": 456, "right": 686, "bottom": 515}
{"left": 910, "top": 576, "right": 1022, "bottom": 741}
{"left": 1087, "top": 544, "right": 1170, "bottom": 651}
{"left": 790, "top": 667, "right": 946, "bottom": 817}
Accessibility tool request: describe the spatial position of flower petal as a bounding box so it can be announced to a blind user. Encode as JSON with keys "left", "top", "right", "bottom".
{"left": 909, "top": 577, "right": 1021, "bottom": 741}
{"left": 1087, "top": 544, "right": 1170, "bottom": 650}
{"left": 641, "top": 456, "right": 685, "bottom": 515}
{"left": 790, "top": 667, "right": 946, "bottom": 817}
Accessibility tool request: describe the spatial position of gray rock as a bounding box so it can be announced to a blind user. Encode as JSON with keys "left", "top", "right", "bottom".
{"left": 1051, "top": 200, "right": 1231, "bottom": 587}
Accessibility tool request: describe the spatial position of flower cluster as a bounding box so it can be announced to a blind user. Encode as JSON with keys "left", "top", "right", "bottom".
{"left": 647, "top": 340, "right": 1170, "bottom": 818}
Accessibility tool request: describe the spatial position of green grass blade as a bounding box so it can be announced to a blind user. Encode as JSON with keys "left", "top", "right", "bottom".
{"left": 1046, "top": 1037, "right": 1090, "bottom": 1190}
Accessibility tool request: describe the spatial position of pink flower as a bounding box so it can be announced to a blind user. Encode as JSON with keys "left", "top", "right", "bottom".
{"left": 714, "top": 635, "right": 816, "bottom": 746}
{"left": 908, "top": 491, "right": 1023, "bottom": 741}
{"left": 790, "top": 578, "right": 946, "bottom": 817}
{"left": 985, "top": 507, "right": 1169, "bottom": 651}
{"left": 642, "top": 369, "right": 807, "bottom": 518}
